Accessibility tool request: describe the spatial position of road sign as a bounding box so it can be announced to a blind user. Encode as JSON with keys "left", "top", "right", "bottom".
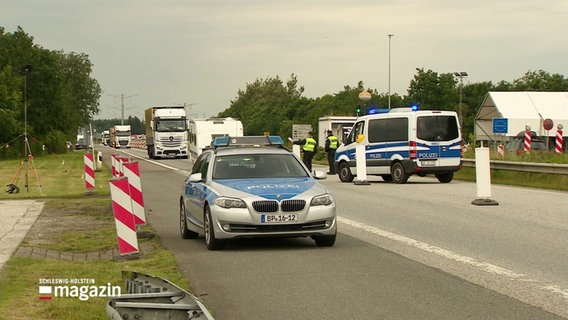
{"left": 492, "top": 118, "right": 508, "bottom": 134}
{"left": 543, "top": 118, "right": 554, "bottom": 131}
{"left": 292, "top": 124, "right": 312, "bottom": 140}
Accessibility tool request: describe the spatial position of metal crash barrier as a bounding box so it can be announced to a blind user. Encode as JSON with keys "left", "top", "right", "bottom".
{"left": 107, "top": 271, "right": 215, "bottom": 320}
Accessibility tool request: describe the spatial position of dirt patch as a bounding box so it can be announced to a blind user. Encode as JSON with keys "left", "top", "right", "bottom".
{"left": 22, "top": 197, "right": 116, "bottom": 248}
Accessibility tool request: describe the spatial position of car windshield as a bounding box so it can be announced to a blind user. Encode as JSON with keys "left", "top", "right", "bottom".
{"left": 213, "top": 153, "right": 309, "bottom": 179}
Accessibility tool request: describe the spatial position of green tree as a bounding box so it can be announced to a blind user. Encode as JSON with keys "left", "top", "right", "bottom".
{"left": 0, "top": 27, "right": 101, "bottom": 159}
{"left": 407, "top": 68, "right": 459, "bottom": 111}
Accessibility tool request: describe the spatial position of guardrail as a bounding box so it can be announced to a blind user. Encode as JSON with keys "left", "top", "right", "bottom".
{"left": 462, "top": 159, "right": 568, "bottom": 175}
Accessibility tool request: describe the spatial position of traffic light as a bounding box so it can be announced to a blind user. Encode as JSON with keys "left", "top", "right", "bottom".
{"left": 356, "top": 105, "right": 361, "bottom": 115}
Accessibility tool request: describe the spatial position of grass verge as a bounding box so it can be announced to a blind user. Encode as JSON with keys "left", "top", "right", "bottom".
{"left": 0, "top": 151, "right": 196, "bottom": 320}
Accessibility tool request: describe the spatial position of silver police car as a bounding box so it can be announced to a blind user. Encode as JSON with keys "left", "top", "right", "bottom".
{"left": 179, "top": 136, "right": 337, "bottom": 250}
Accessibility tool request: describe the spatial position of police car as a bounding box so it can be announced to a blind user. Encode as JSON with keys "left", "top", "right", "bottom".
{"left": 179, "top": 136, "right": 337, "bottom": 250}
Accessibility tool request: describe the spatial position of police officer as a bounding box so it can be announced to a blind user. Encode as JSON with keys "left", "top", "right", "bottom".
{"left": 325, "top": 130, "right": 338, "bottom": 174}
{"left": 293, "top": 131, "right": 317, "bottom": 171}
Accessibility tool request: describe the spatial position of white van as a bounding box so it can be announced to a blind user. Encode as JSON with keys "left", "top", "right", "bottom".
{"left": 334, "top": 108, "right": 462, "bottom": 184}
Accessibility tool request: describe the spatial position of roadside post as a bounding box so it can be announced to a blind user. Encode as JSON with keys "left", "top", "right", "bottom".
{"left": 524, "top": 126, "right": 532, "bottom": 153}
{"left": 122, "top": 161, "right": 146, "bottom": 226}
{"left": 109, "top": 177, "right": 140, "bottom": 257}
{"left": 83, "top": 153, "right": 95, "bottom": 191}
{"left": 354, "top": 134, "right": 369, "bottom": 185}
{"left": 471, "top": 143, "right": 499, "bottom": 206}
{"left": 556, "top": 124, "right": 564, "bottom": 154}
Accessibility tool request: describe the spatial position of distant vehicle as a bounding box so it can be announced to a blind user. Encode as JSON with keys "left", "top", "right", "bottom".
{"left": 75, "top": 134, "right": 86, "bottom": 150}
{"left": 505, "top": 132, "right": 547, "bottom": 154}
{"left": 66, "top": 141, "right": 73, "bottom": 150}
{"left": 179, "top": 136, "right": 337, "bottom": 250}
{"left": 188, "top": 117, "right": 243, "bottom": 162}
{"left": 145, "top": 105, "right": 189, "bottom": 159}
{"left": 102, "top": 130, "right": 110, "bottom": 146}
{"left": 112, "top": 125, "right": 132, "bottom": 148}
{"left": 334, "top": 108, "right": 462, "bottom": 184}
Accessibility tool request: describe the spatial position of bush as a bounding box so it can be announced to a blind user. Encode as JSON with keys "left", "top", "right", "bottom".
{"left": 43, "top": 130, "right": 69, "bottom": 154}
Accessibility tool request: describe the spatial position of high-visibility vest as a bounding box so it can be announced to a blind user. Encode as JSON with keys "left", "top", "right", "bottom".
{"left": 303, "top": 137, "right": 316, "bottom": 152}
{"left": 327, "top": 135, "right": 338, "bottom": 149}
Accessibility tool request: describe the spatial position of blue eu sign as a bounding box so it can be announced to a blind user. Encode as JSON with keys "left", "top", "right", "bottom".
{"left": 492, "top": 118, "right": 508, "bottom": 134}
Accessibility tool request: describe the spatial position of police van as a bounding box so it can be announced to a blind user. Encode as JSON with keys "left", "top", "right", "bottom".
{"left": 334, "top": 108, "right": 462, "bottom": 184}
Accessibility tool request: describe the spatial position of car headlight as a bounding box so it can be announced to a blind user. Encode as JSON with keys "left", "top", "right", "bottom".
{"left": 215, "top": 197, "right": 247, "bottom": 209}
{"left": 310, "top": 194, "right": 333, "bottom": 206}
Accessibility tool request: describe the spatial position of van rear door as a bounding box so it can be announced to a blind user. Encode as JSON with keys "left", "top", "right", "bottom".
{"left": 415, "top": 114, "right": 461, "bottom": 168}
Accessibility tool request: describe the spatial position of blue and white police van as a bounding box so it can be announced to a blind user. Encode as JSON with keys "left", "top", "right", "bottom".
{"left": 334, "top": 107, "right": 462, "bottom": 184}
{"left": 180, "top": 136, "right": 337, "bottom": 250}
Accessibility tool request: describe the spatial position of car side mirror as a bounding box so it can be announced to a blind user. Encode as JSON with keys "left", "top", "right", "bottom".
{"left": 189, "top": 172, "right": 203, "bottom": 182}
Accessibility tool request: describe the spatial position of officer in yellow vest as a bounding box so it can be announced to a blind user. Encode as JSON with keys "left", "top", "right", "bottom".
{"left": 325, "top": 130, "right": 338, "bottom": 174}
{"left": 293, "top": 131, "right": 317, "bottom": 171}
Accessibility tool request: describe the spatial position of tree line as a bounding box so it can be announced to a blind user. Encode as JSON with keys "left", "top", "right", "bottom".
{"left": 219, "top": 70, "right": 568, "bottom": 144}
{"left": 1, "top": 27, "right": 101, "bottom": 158}
{"left": 1, "top": 26, "right": 567, "bottom": 160}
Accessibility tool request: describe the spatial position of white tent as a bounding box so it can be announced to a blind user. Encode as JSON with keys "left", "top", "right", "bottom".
{"left": 475, "top": 91, "right": 568, "bottom": 142}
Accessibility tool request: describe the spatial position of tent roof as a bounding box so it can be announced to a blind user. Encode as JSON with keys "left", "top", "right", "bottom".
{"left": 477, "top": 91, "right": 568, "bottom": 121}
{"left": 475, "top": 91, "right": 568, "bottom": 139}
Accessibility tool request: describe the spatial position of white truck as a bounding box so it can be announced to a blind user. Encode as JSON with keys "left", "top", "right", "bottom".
{"left": 102, "top": 130, "right": 110, "bottom": 146}
{"left": 188, "top": 117, "right": 243, "bottom": 161}
{"left": 113, "top": 125, "right": 132, "bottom": 148}
{"left": 145, "top": 105, "right": 189, "bottom": 159}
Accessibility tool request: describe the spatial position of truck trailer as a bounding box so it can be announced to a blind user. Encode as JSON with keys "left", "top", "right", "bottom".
{"left": 188, "top": 117, "right": 243, "bottom": 161}
{"left": 145, "top": 105, "right": 189, "bottom": 159}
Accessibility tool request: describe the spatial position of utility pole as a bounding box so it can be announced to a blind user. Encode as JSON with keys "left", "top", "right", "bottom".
{"left": 109, "top": 93, "right": 137, "bottom": 124}
{"left": 388, "top": 34, "right": 394, "bottom": 109}
{"left": 453, "top": 72, "right": 468, "bottom": 126}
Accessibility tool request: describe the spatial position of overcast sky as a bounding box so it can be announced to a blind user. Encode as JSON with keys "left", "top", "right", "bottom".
{"left": 3, "top": 0, "right": 568, "bottom": 119}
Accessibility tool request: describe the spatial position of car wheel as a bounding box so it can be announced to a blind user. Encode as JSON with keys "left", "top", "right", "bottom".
{"left": 436, "top": 171, "right": 454, "bottom": 183}
{"left": 180, "top": 200, "right": 198, "bottom": 239}
{"left": 313, "top": 233, "right": 336, "bottom": 247}
{"left": 204, "top": 206, "right": 226, "bottom": 250}
{"left": 338, "top": 162, "right": 354, "bottom": 183}
{"left": 391, "top": 162, "right": 409, "bottom": 184}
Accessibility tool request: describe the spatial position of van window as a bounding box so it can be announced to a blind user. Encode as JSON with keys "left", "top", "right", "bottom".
{"left": 345, "top": 121, "right": 365, "bottom": 144}
{"left": 417, "top": 116, "right": 459, "bottom": 142}
{"left": 368, "top": 118, "right": 408, "bottom": 143}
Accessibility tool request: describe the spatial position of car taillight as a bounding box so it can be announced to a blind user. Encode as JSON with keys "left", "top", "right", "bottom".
{"left": 409, "top": 141, "right": 417, "bottom": 160}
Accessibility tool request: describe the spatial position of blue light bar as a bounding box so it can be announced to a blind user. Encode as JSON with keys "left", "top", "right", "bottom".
{"left": 211, "top": 136, "right": 285, "bottom": 148}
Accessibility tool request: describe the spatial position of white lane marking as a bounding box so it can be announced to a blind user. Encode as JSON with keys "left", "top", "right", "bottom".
{"left": 339, "top": 216, "right": 524, "bottom": 279}
{"left": 122, "top": 150, "right": 191, "bottom": 176}
{"left": 338, "top": 216, "right": 568, "bottom": 302}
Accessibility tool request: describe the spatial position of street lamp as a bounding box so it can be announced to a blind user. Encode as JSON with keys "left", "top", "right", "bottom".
{"left": 388, "top": 34, "right": 394, "bottom": 109}
{"left": 454, "top": 71, "right": 468, "bottom": 125}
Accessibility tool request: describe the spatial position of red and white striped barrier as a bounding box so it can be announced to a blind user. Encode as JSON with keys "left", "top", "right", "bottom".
{"left": 84, "top": 153, "right": 95, "bottom": 190}
{"left": 524, "top": 130, "right": 532, "bottom": 153}
{"left": 111, "top": 154, "right": 131, "bottom": 177}
{"left": 109, "top": 177, "right": 139, "bottom": 256}
{"left": 556, "top": 128, "right": 563, "bottom": 154}
{"left": 122, "top": 161, "right": 146, "bottom": 226}
{"left": 497, "top": 144, "right": 505, "bottom": 157}
{"left": 130, "top": 138, "right": 147, "bottom": 150}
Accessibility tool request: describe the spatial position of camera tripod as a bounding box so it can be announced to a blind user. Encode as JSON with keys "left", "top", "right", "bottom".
{"left": 6, "top": 133, "right": 44, "bottom": 196}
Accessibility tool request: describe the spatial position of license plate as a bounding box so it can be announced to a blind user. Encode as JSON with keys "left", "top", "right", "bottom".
{"left": 261, "top": 214, "right": 298, "bottom": 223}
{"left": 420, "top": 160, "right": 437, "bottom": 167}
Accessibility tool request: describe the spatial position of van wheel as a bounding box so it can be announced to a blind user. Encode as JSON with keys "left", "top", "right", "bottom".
{"left": 391, "top": 162, "right": 409, "bottom": 184}
{"left": 338, "top": 162, "right": 354, "bottom": 182}
{"left": 436, "top": 172, "right": 454, "bottom": 183}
